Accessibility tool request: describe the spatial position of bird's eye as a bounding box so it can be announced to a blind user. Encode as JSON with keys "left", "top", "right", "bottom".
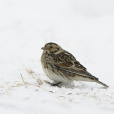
{"left": 50, "top": 46, "right": 53, "bottom": 49}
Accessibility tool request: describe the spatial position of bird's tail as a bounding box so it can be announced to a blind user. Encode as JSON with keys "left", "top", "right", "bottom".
{"left": 73, "top": 75, "right": 109, "bottom": 88}
{"left": 95, "top": 80, "right": 109, "bottom": 88}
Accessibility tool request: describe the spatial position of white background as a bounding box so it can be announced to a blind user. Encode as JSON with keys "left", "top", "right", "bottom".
{"left": 0, "top": 0, "right": 114, "bottom": 114}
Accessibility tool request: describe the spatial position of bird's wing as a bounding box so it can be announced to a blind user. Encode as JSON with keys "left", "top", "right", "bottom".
{"left": 53, "top": 51, "right": 99, "bottom": 80}
{"left": 53, "top": 51, "right": 87, "bottom": 71}
{"left": 55, "top": 61, "right": 73, "bottom": 67}
{"left": 74, "top": 61, "right": 87, "bottom": 71}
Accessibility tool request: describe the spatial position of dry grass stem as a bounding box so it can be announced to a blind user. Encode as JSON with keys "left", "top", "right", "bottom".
{"left": 32, "top": 76, "right": 43, "bottom": 85}
{"left": 20, "top": 73, "right": 27, "bottom": 88}
{"left": 26, "top": 69, "right": 34, "bottom": 75}
{"left": 20, "top": 73, "right": 52, "bottom": 93}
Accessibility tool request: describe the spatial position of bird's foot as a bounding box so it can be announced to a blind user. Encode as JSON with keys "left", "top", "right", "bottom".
{"left": 46, "top": 81, "right": 61, "bottom": 87}
{"left": 50, "top": 82, "right": 61, "bottom": 86}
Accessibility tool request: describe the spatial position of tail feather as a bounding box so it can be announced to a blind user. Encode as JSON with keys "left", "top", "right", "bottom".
{"left": 59, "top": 67, "right": 109, "bottom": 87}
{"left": 74, "top": 76, "right": 109, "bottom": 88}
{"left": 95, "top": 80, "right": 109, "bottom": 88}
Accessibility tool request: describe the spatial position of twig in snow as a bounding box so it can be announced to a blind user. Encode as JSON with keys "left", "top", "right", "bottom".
{"left": 20, "top": 73, "right": 27, "bottom": 88}
{"left": 20, "top": 73, "right": 52, "bottom": 93}
{"left": 25, "top": 82, "right": 52, "bottom": 92}
{"left": 26, "top": 69, "right": 34, "bottom": 75}
{"left": 26, "top": 68, "right": 43, "bottom": 85}
{"left": 31, "top": 76, "right": 43, "bottom": 85}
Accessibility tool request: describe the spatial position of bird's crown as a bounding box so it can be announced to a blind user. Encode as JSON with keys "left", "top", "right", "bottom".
{"left": 41, "top": 42, "right": 63, "bottom": 54}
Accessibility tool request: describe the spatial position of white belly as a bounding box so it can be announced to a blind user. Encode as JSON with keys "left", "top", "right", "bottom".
{"left": 41, "top": 65, "right": 72, "bottom": 85}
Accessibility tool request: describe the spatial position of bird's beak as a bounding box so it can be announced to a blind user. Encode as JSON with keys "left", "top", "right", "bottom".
{"left": 41, "top": 47, "right": 46, "bottom": 50}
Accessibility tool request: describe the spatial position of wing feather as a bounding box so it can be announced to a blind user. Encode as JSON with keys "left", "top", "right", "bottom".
{"left": 54, "top": 51, "right": 87, "bottom": 71}
{"left": 55, "top": 62, "right": 73, "bottom": 68}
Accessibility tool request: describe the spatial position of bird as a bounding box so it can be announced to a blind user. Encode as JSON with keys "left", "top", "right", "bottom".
{"left": 41, "top": 42, "right": 109, "bottom": 88}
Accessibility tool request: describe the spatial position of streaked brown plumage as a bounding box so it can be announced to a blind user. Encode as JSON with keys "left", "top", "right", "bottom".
{"left": 41, "top": 42, "right": 109, "bottom": 88}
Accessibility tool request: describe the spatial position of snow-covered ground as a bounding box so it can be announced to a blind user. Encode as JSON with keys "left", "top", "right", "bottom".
{"left": 0, "top": 0, "right": 114, "bottom": 114}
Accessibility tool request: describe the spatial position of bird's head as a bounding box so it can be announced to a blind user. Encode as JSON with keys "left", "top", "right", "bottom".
{"left": 41, "top": 42, "right": 63, "bottom": 54}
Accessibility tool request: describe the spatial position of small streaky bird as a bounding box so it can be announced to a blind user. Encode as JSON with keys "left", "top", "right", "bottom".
{"left": 41, "top": 42, "right": 109, "bottom": 88}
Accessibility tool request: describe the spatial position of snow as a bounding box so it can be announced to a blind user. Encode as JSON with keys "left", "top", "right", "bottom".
{"left": 0, "top": 0, "right": 114, "bottom": 114}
